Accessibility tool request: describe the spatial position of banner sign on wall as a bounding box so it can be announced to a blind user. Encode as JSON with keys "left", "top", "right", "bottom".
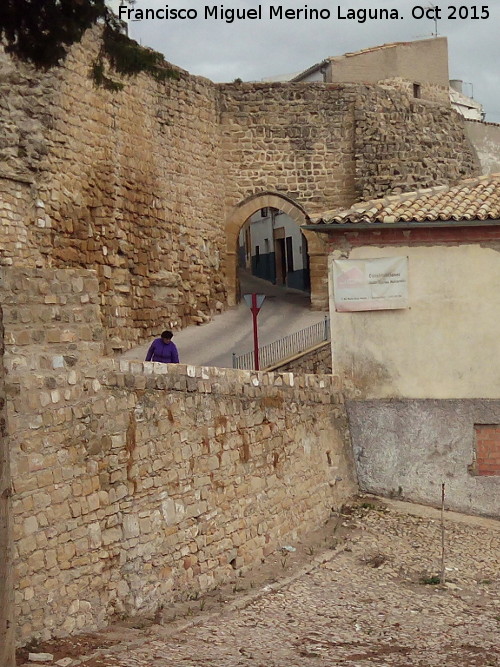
{"left": 333, "top": 256, "right": 409, "bottom": 312}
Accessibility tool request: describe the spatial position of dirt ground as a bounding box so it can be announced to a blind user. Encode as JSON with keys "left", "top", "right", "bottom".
{"left": 17, "top": 495, "right": 500, "bottom": 666}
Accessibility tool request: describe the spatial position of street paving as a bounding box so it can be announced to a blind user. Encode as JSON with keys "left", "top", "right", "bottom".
{"left": 23, "top": 499, "right": 500, "bottom": 667}
{"left": 122, "top": 271, "right": 326, "bottom": 368}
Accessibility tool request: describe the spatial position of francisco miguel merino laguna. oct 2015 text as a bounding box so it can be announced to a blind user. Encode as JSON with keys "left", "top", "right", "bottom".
{"left": 119, "top": 4, "right": 491, "bottom": 23}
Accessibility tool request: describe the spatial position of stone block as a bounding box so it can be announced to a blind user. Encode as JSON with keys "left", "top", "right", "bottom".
{"left": 28, "top": 652, "right": 54, "bottom": 663}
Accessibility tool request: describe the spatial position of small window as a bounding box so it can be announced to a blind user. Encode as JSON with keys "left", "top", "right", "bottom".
{"left": 413, "top": 83, "right": 421, "bottom": 99}
{"left": 260, "top": 208, "right": 268, "bottom": 217}
{"left": 473, "top": 424, "right": 500, "bottom": 476}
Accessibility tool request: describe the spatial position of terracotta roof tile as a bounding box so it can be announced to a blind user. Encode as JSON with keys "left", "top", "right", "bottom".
{"left": 314, "top": 174, "right": 500, "bottom": 225}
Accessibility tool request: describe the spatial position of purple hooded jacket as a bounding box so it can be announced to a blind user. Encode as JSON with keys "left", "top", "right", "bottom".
{"left": 145, "top": 338, "right": 179, "bottom": 364}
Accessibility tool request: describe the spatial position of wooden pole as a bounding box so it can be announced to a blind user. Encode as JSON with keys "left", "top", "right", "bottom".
{"left": 0, "top": 306, "right": 15, "bottom": 667}
{"left": 440, "top": 482, "right": 446, "bottom": 586}
{"left": 251, "top": 293, "right": 260, "bottom": 371}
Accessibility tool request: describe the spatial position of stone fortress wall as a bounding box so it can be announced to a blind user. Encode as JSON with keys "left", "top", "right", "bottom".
{"left": 0, "top": 29, "right": 481, "bottom": 350}
{"left": 2, "top": 267, "right": 357, "bottom": 643}
{"left": 1, "top": 27, "right": 497, "bottom": 648}
{"left": 0, "top": 33, "right": 226, "bottom": 351}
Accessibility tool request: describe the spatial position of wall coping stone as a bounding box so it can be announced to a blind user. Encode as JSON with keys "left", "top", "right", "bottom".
{"left": 100, "top": 359, "right": 342, "bottom": 403}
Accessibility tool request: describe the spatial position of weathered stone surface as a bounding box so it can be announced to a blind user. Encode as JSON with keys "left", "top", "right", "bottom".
{"left": 2, "top": 268, "right": 356, "bottom": 646}
{"left": 348, "top": 398, "right": 500, "bottom": 517}
{"left": 28, "top": 653, "right": 54, "bottom": 663}
{"left": 0, "top": 31, "right": 480, "bottom": 349}
{"left": 270, "top": 342, "right": 332, "bottom": 374}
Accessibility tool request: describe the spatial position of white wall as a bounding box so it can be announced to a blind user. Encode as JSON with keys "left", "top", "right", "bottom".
{"left": 295, "top": 70, "right": 325, "bottom": 83}
{"left": 450, "top": 89, "right": 484, "bottom": 120}
{"left": 248, "top": 211, "right": 306, "bottom": 270}
{"left": 248, "top": 212, "right": 273, "bottom": 254}
{"left": 329, "top": 243, "right": 500, "bottom": 399}
{"left": 465, "top": 121, "right": 500, "bottom": 174}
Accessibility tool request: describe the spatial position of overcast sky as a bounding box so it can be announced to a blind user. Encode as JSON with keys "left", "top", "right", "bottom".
{"left": 121, "top": 0, "right": 500, "bottom": 122}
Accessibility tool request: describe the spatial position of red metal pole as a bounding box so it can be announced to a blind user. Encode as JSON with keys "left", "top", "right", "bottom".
{"left": 251, "top": 293, "right": 260, "bottom": 370}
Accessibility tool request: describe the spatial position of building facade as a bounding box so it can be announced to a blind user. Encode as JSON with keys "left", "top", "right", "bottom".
{"left": 305, "top": 173, "right": 500, "bottom": 517}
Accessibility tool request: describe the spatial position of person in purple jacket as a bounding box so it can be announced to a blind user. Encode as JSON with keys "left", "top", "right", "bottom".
{"left": 145, "top": 330, "right": 179, "bottom": 364}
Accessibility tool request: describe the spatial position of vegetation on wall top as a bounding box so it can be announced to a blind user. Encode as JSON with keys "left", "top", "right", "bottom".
{"left": 93, "top": 23, "right": 180, "bottom": 91}
{"left": 0, "top": 0, "right": 180, "bottom": 89}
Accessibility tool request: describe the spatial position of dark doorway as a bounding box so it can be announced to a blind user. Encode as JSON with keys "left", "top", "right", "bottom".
{"left": 274, "top": 236, "right": 286, "bottom": 285}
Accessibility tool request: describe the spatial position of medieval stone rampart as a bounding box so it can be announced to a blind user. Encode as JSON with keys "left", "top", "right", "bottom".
{"left": 0, "top": 30, "right": 480, "bottom": 349}
{"left": 353, "top": 85, "right": 480, "bottom": 200}
{"left": 2, "top": 267, "right": 356, "bottom": 643}
{"left": 0, "top": 34, "right": 227, "bottom": 350}
{"left": 218, "top": 82, "right": 359, "bottom": 215}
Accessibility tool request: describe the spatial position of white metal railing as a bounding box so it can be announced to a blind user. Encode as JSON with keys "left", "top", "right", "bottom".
{"left": 232, "top": 316, "right": 330, "bottom": 370}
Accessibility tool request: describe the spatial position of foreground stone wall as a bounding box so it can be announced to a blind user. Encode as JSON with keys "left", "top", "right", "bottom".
{"left": 11, "top": 363, "right": 355, "bottom": 643}
{"left": 2, "top": 267, "right": 356, "bottom": 644}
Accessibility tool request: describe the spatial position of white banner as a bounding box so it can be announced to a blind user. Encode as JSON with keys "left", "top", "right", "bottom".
{"left": 333, "top": 256, "right": 409, "bottom": 312}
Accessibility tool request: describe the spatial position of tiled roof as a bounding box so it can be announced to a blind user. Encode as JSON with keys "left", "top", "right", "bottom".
{"left": 313, "top": 174, "right": 500, "bottom": 226}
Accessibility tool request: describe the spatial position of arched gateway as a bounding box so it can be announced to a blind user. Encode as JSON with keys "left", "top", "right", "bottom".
{"left": 224, "top": 192, "right": 328, "bottom": 309}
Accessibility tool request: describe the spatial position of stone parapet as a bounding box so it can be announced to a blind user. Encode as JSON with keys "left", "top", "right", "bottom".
{"left": 9, "top": 351, "right": 356, "bottom": 644}
{"left": 103, "top": 358, "right": 341, "bottom": 402}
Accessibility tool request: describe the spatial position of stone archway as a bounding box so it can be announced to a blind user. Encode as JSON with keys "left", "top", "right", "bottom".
{"left": 225, "top": 192, "right": 328, "bottom": 310}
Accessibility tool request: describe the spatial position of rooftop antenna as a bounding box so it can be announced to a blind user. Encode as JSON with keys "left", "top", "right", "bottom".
{"left": 426, "top": 2, "right": 439, "bottom": 37}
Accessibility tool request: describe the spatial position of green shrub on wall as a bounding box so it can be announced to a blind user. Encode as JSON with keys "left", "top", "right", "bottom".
{"left": 93, "top": 24, "right": 180, "bottom": 91}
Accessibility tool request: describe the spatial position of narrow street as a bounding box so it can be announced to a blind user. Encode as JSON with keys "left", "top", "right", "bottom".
{"left": 122, "top": 271, "right": 326, "bottom": 368}
{"left": 18, "top": 498, "right": 500, "bottom": 667}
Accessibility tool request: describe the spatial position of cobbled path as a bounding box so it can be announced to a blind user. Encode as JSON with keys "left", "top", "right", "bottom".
{"left": 22, "top": 499, "right": 500, "bottom": 666}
